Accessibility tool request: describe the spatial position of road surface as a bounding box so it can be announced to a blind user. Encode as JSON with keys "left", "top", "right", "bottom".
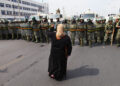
{"left": 0, "top": 40, "right": 120, "bottom": 86}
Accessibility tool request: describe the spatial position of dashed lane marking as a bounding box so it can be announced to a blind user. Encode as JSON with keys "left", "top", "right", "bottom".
{"left": 0, "top": 55, "right": 24, "bottom": 73}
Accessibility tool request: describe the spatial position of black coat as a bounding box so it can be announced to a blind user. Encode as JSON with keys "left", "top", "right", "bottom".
{"left": 47, "top": 32, "right": 72, "bottom": 80}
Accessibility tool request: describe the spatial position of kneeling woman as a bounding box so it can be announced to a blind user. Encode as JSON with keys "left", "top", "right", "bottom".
{"left": 47, "top": 24, "right": 72, "bottom": 81}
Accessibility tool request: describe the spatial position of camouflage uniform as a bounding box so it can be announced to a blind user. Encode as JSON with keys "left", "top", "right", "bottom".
{"left": 101, "top": 19, "right": 106, "bottom": 43}
{"left": 20, "top": 22, "right": 32, "bottom": 41}
{"left": 62, "top": 19, "right": 69, "bottom": 35}
{"left": 69, "top": 19, "right": 77, "bottom": 45}
{"left": 41, "top": 21, "right": 49, "bottom": 43}
{"left": 55, "top": 18, "right": 61, "bottom": 31}
{"left": 8, "top": 22, "right": 16, "bottom": 39}
{"left": 31, "top": 20, "right": 40, "bottom": 43}
{"left": 49, "top": 19, "right": 55, "bottom": 32}
{"left": 20, "top": 22, "right": 27, "bottom": 40}
{"left": 16, "top": 22, "right": 21, "bottom": 39}
{"left": 104, "top": 20, "right": 114, "bottom": 44}
{"left": 2, "top": 21, "right": 9, "bottom": 39}
{"left": 76, "top": 19, "right": 87, "bottom": 46}
{"left": 94, "top": 20, "right": 103, "bottom": 44}
{"left": 87, "top": 20, "right": 95, "bottom": 47}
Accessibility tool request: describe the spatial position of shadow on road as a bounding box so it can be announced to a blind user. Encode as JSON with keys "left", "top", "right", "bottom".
{"left": 67, "top": 65, "right": 99, "bottom": 80}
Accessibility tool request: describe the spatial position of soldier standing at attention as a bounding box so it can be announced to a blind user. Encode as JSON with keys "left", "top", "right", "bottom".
{"left": 49, "top": 18, "right": 55, "bottom": 32}
{"left": 87, "top": 19, "right": 95, "bottom": 47}
{"left": 69, "top": 18, "right": 77, "bottom": 45}
{"left": 115, "top": 17, "right": 120, "bottom": 47}
{"left": 55, "top": 17, "right": 61, "bottom": 31}
{"left": 94, "top": 19, "right": 103, "bottom": 45}
{"left": 31, "top": 17, "right": 39, "bottom": 43}
{"left": 104, "top": 19, "right": 114, "bottom": 45}
{"left": 16, "top": 21, "right": 21, "bottom": 39}
{"left": 62, "top": 19, "right": 69, "bottom": 35}
{"left": 76, "top": 18, "right": 87, "bottom": 46}
{"left": 41, "top": 17, "right": 49, "bottom": 43}
{"left": 9, "top": 21, "right": 16, "bottom": 40}
{"left": 25, "top": 20, "right": 32, "bottom": 41}
{"left": 101, "top": 19, "right": 106, "bottom": 44}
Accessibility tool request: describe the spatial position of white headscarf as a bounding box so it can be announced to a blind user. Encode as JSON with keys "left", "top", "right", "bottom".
{"left": 56, "top": 24, "right": 65, "bottom": 38}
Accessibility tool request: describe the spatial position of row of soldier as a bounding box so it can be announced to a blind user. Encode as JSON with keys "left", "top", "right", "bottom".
{"left": 0, "top": 16, "right": 120, "bottom": 47}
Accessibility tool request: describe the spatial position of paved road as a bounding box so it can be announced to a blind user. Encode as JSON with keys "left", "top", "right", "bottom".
{"left": 0, "top": 40, "right": 120, "bottom": 86}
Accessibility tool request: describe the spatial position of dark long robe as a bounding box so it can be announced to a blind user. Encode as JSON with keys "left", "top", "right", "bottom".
{"left": 47, "top": 32, "right": 72, "bottom": 81}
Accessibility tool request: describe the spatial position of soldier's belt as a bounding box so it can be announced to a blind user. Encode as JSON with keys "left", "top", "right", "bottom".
{"left": 16, "top": 27, "right": 21, "bottom": 29}
{"left": 21, "top": 28, "right": 32, "bottom": 30}
{"left": 106, "top": 30, "right": 112, "bottom": 33}
{"left": 41, "top": 27, "right": 48, "bottom": 30}
{"left": 33, "top": 29, "right": 40, "bottom": 31}
{"left": 69, "top": 29, "right": 76, "bottom": 31}
{"left": 87, "top": 29, "right": 96, "bottom": 32}
{"left": 76, "top": 29, "right": 86, "bottom": 31}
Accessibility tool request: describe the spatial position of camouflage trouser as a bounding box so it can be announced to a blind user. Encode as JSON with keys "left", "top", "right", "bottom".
{"left": 16, "top": 29, "right": 21, "bottom": 39}
{"left": 9, "top": 29, "right": 16, "bottom": 39}
{"left": 95, "top": 31, "right": 101, "bottom": 43}
{"left": 41, "top": 29, "right": 49, "bottom": 43}
{"left": 39, "top": 30, "right": 43, "bottom": 42}
{"left": 0, "top": 29, "right": 3, "bottom": 40}
{"left": 104, "top": 33, "right": 112, "bottom": 43}
{"left": 116, "top": 29, "right": 120, "bottom": 46}
{"left": 77, "top": 31, "right": 86, "bottom": 46}
{"left": 3, "top": 29, "right": 9, "bottom": 39}
{"left": 21, "top": 29, "right": 26, "bottom": 40}
{"left": 32, "top": 31, "right": 40, "bottom": 43}
{"left": 87, "top": 32, "right": 95, "bottom": 47}
{"left": 100, "top": 30, "right": 105, "bottom": 43}
{"left": 70, "top": 31, "right": 76, "bottom": 45}
{"left": 26, "top": 29, "right": 32, "bottom": 41}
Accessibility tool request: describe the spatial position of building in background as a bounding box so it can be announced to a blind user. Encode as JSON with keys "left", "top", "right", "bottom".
{"left": 0, "top": 0, "right": 49, "bottom": 20}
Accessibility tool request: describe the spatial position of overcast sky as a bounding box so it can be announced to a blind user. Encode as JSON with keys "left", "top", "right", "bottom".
{"left": 34, "top": 0, "right": 120, "bottom": 16}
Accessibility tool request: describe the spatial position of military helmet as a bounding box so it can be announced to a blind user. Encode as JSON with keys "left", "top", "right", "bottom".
{"left": 108, "top": 17, "right": 113, "bottom": 21}
{"left": 87, "top": 19, "right": 92, "bottom": 22}
{"left": 32, "top": 17, "right": 36, "bottom": 21}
